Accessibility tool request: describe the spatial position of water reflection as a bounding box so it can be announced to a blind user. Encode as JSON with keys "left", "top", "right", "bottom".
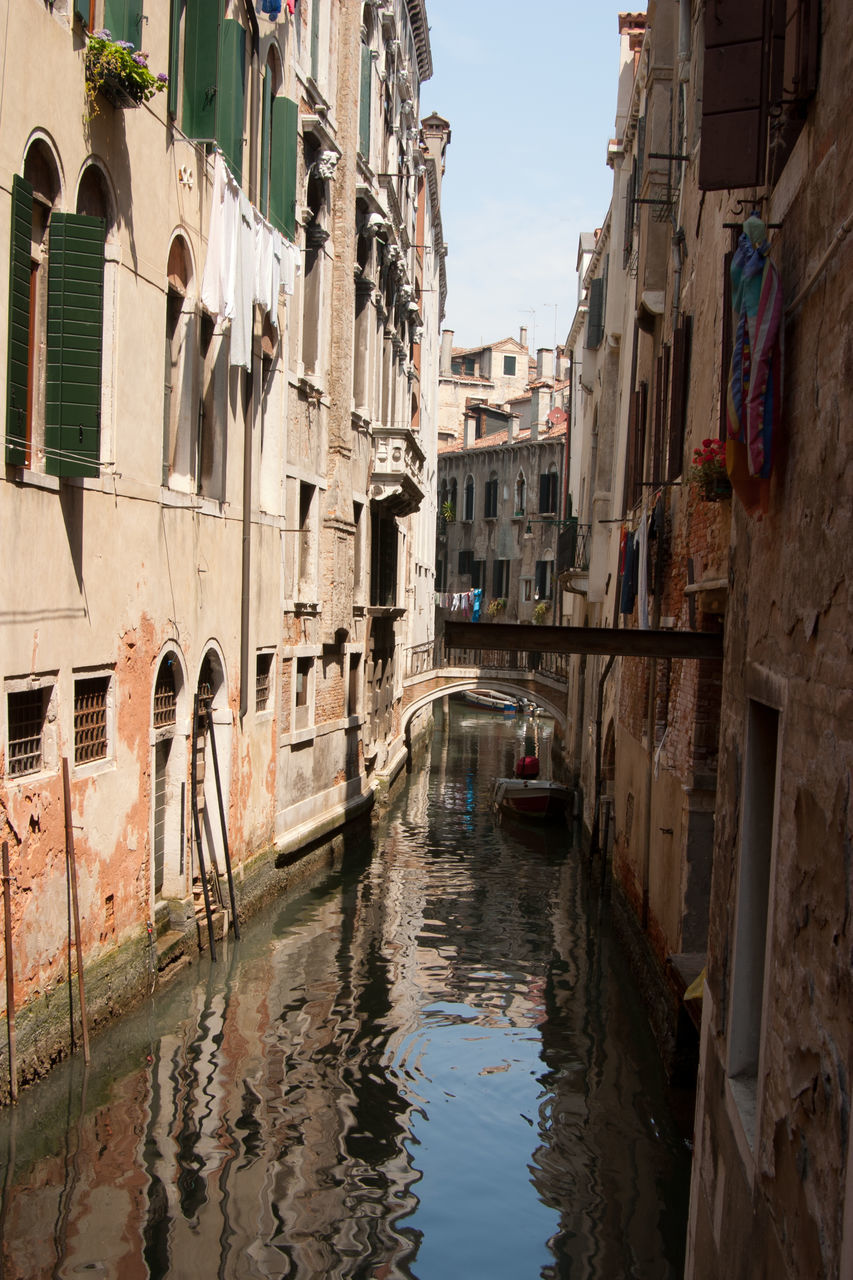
{"left": 0, "top": 705, "right": 690, "bottom": 1279}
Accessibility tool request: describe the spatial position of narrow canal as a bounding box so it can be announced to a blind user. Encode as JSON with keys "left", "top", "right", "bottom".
{"left": 0, "top": 702, "right": 692, "bottom": 1279}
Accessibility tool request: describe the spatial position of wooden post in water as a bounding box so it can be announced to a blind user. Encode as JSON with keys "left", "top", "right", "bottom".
{"left": 2, "top": 840, "right": 17, "bottom": 1101}
{"left": 62, "top": 758, "right": 90, "bottom": 1064}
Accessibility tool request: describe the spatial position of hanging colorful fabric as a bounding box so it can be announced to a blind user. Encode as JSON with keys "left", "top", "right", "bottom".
{"left": 725, "top": 214, "right": 783, "bottom": 515}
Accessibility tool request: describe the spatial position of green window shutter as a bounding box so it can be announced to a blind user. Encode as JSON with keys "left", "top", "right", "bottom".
{"left": 45, "top": 213, "right": 105, "bottom": 479}
{"left": 104, "top": 0, "right": 141, "bottom": 45}
{"left": 586, "top": 276, "right": 604, "bottom": 348}
{"left": 217, "top": 19, "right": 246, "bottom": 183}
{"left": 310, "top": 0, "right": 321, "bottom": 82}
{"left": 260, "top": 68, "right": 272, "bottom": 217}
{"left": 167, "top": 0, "right": 181, "bottom": 120}
{"left": 6, "top": 175, "right": 33, "bottom": 467}
{"left": 359, "top": 41, "right": 371, "bottom": 160}
{"left": 270, "top": 95, "right": 298, "bottom": 240}
{"left": 183, "top": 0, "right": 219, "bottom": 144}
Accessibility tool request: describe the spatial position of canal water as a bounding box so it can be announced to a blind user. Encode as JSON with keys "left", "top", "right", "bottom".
{"left": 0, "top": 702, "right": 692, "bottom": 1279}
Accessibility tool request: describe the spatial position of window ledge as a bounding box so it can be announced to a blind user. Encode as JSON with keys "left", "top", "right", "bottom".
{"left": 280, "top": 726, "right": 316, "bottom": 748}
{"left": 9, "top": 468, "right": 60, "bottom": 494}
{"left": 367, "top": 606, "right": 405, "bottom": 619}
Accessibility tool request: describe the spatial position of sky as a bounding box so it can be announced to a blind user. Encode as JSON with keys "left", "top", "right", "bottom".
{"left": 421, "top": 0, "right": 629, "bottom": 354}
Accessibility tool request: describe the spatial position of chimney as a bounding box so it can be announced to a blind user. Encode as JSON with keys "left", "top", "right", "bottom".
{"left": 531, "top": 387, "right": 549, "bottom": 441}
{"left": 519, "top": 325, "right": 528, "bottom": 350}
{"left": 536, "top": 348, "right": 555, "bottom": 383}
{"left": 507, "top": 413, "right": 516, "bottom": 443}
{"left": 463, "top": 410, "right": 475, "bottom": 448}
{"left": 440, "top": 329, "right": 454, "bottom": 377}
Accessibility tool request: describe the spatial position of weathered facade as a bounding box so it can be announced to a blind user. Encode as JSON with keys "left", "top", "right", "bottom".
{"left": 0, "top": 0, "right": 447, "bottom": 1096}
{"left": 435, "top": 346, "right": 571, "bottom": 626}
{"left": 436, "top": 328, "right": 533, "bottom": 444}
{"left": 562, "top": 1, "right": 853, "bottom": 1275}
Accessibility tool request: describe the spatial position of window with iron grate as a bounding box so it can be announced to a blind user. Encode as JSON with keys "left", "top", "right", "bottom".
{"left": 154, "top": 661, "right": 177, "bottom": 729}
{"left": 7, "top": 688, "right": 46, "bottom": 777}
{"left": 74, "top": 675, "right": 110, "bottom": 765}
{"left": 256, "top": 652, "right": 274, "bottom": 714}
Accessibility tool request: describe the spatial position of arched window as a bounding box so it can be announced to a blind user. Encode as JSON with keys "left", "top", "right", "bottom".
{"left": 6, "top": 139, "right": 61, "bottom": 471}
{"left": 260, "top": 45, "right": 298, "bottom": 240}
{"left": 162, "top": 234, "right": 196, "bottom": 491}
{"left": 514, "top": 469, "right": 527, "bottom": 516}
{"left": 463, "top": 474, "right": 474, "bottom": 521}
{"left": 484, "top": 470, "right": 499, "bottom": 519}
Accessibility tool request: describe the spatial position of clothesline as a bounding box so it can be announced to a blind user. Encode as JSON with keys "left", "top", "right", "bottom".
{"left": 435, "top": 588, "right": 483, "bottom": 621}
{"left": 201, "top": 152, "right": 299, "bottom": 370}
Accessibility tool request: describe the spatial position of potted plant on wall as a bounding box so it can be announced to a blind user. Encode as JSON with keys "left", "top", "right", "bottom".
{"left": 689, "top": 438, "right": 731, "bottom": 501}
{"left": 532, "top": 601, "right": 550, "bottom": 624}
{"left": 441, "top": 499, "right": 455, "bottom": 525}
{"left": 487, "top": 597, "right": 506, "bottom": 620}
{"left": 85, "top": 30, "right": 168, "bottom": 117}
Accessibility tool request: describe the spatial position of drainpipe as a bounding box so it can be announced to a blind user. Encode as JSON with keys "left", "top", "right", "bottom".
{"left": 563, "top": 352, "right": 573, "bottom": 521}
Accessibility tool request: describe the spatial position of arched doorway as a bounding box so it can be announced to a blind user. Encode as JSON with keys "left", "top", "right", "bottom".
{"left": 193, "top": 649, "right": 232, "bottom": 897}
{"left": 152, "top": 649, "right": 187, "bottom": 902}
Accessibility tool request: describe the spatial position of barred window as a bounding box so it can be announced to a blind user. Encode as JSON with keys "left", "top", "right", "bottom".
{"left": 7, "top": 689, "right": 45, "bottom": 777}
{"left": 256, "top": 652, "right": 273, "bottom": 713}
{"left": 74, "top": 675, "right": 110, "bottom": 765}
{"left": 154, "top": 660, "right": 177, "bottom": 729}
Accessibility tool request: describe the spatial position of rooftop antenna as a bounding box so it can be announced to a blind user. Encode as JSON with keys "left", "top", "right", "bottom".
{"left": 543, "top": 303, "right": 559, "bottom": 352}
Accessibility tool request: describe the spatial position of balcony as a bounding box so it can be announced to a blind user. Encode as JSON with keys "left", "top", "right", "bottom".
{"left": 558, "top": 521, "right": 592, "bottom": 593}
{"left": 370, "top": 426, "right": 426, "bottom": 516}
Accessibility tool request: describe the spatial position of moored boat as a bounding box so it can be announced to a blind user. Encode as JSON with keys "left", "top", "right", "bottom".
{"left": 492, "top": 755, "right": 573, "bottom": 821}
{"left": 455, "top": 689, "right": 520, "bottom": 714}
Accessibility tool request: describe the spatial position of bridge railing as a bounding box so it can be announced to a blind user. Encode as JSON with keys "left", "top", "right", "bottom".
{"left": 404, "top": 637, "right": 569, "bottom": 683}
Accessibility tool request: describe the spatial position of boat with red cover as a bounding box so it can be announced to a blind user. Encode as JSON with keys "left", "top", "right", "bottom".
{"left": 492, "top": 755, "right": 573, "bottom": 821}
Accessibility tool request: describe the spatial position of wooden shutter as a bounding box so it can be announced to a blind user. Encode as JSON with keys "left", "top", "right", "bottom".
{"left": 652, "top": 348, "right": 670, "bottom": 488}
{"left": 217, "top": 19, "right": 246, "bottom": 183}
{"left": 359, "top": 41, "right": 372, "bottom": 160}
{"left": 586, "top": 276, "right": 604, "bottom": 348}
{"left": 270, "top": 95, "right": 298, "bottom": 240}
{"left": 167, "top": 0, "right": 181, "bottom": 120}
{"left": 74, "top": 0, "right": 96, "bottom": 28}
{"left": 310, "top": 0, "right": 321, "bottom": 82}
{"left": 699, "top": 0, "right": 770, "bottom": 190}
{"left": 183, "top": 0, "right": 219, "bottom": 144}
{"left": 6, "top": 175, "right": 33, "bottom": 466}
{"left": 104, "top": 0, "right": 141, "bottom": 44}
{"left": 45, "top": 213, "right": 105, "bottom": 479}
{"left": 260, "top": 68, "right": 272, "bottom": 217}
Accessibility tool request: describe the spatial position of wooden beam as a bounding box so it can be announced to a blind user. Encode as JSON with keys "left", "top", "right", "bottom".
{"left": 444, "top": 621, "right": 723, "bottom": 661}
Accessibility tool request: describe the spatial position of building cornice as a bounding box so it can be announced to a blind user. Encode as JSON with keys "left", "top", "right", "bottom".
{"left": 405, "top": 0, "right": 433, "bottom": 82}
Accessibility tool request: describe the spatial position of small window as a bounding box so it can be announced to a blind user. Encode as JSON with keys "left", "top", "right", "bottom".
{"left": 522, "top": 579, "right": 533, "bottom": 603}
{"left": 74, "top": 675, "right": 110, "bottom": 766}
{"left": 256, "top": 652, "right": 274, "bottom": 713}
{"left": 503, "top": 355, "right": 516, "bottom": 376}
{"left": 464, "top": 356, "right": 475, "bottom": 376}
{"left": 295, "top": 657, "right": 312, "bottom": 708}
{"left": 535, "top": 560, "right": 553, "bottom": 600}
{"left": 484, "top": 475, "right": 498, "bottom": 519}
{"left": 347, "top": 652, "right": 361, "bottom": 718}
{"left": 514, "top": 471, "right": 526, "bottom": 516}
{"left": 7, "top": 689, "right": 46, "bottom": 777}
{"left": 458, "top": 549, "right": 473, "bottom": 576}
{"left": 471, "top": 559, "right": 486, "bottom": 590}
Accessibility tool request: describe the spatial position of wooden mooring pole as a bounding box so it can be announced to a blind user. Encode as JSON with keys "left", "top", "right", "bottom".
{"left": 62, "top": 758, "right": 90, "bottom": 1064}
{"left": 1, "top": 840, "right": 17, "bottom": 1102}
